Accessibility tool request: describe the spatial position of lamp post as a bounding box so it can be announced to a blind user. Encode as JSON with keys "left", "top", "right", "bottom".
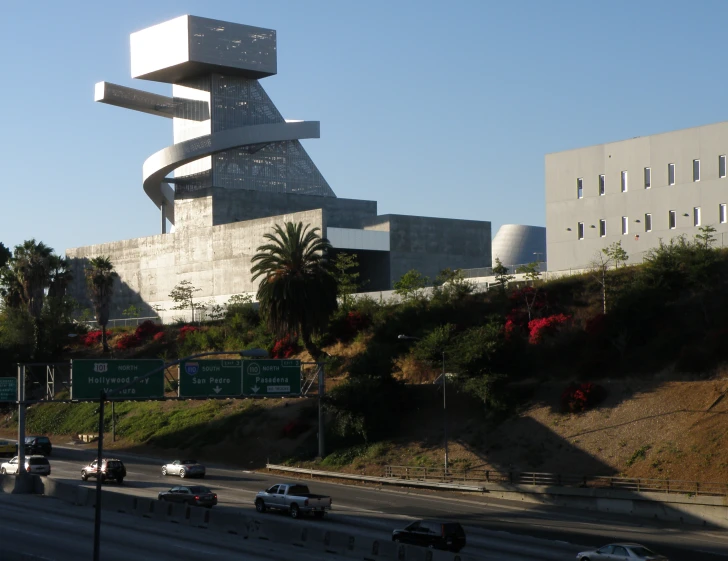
{"left": 92, "top": 347, "right": 268, "bottom": 561}
{"left": 398, "top": 334, "right": 448, "bottom": 473}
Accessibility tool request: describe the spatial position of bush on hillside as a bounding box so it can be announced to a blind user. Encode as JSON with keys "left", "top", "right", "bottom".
{"left": 115, "top": 332, "right": 141, "bottom": 350}
{"left": 561, "top": 382, "right": 607, "bottom": 413}
{"left": 271, "top": 335, "right": 300, "bottom": 358}
{"left": 135, "top": 320, "right": 163, "bottom": 340}
{"left": 528, "top": 313, "right": 571, "bottom": 345}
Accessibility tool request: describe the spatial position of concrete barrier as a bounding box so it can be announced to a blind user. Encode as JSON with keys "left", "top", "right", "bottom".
{"left": 132, "top": 496, "right": 155, "bottom": 518}
{"left": 184, "top": 505, "right": 210, "bottom": 528}
{"left": 76, "top": 486, "right": 95, "bottom": 507}
{"left": 100, "top": 491, "right": 134, "bottom": 514}
{"left": 207, "top": 510, "right": 249, "bottom": 536}
{"left": 0, "top": 473, "right": 38, "bottom": 495}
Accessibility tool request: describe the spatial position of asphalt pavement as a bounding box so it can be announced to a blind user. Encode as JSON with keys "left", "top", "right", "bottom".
{"left": 7, "top": 444, "right": 728, "bottom": 560}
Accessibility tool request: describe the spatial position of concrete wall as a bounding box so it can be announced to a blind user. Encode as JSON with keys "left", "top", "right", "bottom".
{"left": 173, "top": 188, "right": 377, "bottom": 231}
{"left": 66, "top": 209, "right": 324, "bottom": 322}
{"left": 546, "top": 120, "right": 728, "bottom": 271}
{"left": 368, "top": 214, "right": 491, "bottom": 287}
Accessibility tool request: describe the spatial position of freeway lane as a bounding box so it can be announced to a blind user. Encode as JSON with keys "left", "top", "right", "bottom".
{"left": 0, "top": 493, "right": 345, "bottom": 561}
{"left": 38, "top": 445, "right": 728, "bottom": 560}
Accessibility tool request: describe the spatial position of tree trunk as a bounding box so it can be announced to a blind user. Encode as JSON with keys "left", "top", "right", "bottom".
{"left": 304, "top": 337, "right": 322, "bottom": 362}
{"left": 102, "top": 324, "right": 109, "bottom": 353}
{"left": 602, "top": 270, "right": 607, "bottom": 314}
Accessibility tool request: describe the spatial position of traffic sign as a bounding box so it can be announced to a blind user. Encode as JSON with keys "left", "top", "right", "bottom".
{"left": 71, "top": 359, "right": 165, "bottom": 400}
{"left": 0, "top": 378, "right": 17, "bottom": 402}
{"left": 242, "top": 360, "right": 301, "bottom": 396}
{"left": 179, "top": 359, "right": 242, "bottom": 397}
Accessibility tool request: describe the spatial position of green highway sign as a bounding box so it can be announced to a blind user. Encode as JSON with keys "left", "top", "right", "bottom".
{"left": 242, "top": 360, "right": 301, "bottom": 396}
{"left": 71, "top": 359, "right": 165, "bottom": 400}
{"left": 179, "top": 359, "right": 243, "bottom": 397}
{"left": 0, "top": 378, "right": 17, "bottom": 402}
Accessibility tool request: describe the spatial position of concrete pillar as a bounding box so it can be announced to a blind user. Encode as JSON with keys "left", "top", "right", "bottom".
{"left": 161, "top": 202, "right": 167, "bottom": 234}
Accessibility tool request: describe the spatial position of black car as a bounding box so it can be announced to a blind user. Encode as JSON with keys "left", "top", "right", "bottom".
{"left": 24, "top": 436, "right": 52, "bottom": 456}
{"left": 81, "top": 458, "right": 126, "bottom": 484}
{"left": 392, "top": 520, "right": 466, "bottom": 552}
{"left": 158, "top": 485, "right": 218, "bottom": 508}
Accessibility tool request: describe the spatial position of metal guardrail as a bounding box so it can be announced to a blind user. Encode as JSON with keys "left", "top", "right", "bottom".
{"left": 84, "top": 317, "right": 160, "bottom": 329}
{"left": 384, "top": 466, "right": 728, "bottom": 497}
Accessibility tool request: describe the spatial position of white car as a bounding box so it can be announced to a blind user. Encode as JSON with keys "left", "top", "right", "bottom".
{"left": 577, "top": 543, "right": 668, "bottom": 560}
{"left": 1, "top": 455, "right": 51, "bottom": 476}
{"left": 161, "top": 459, "right": 206, "bottom": 479}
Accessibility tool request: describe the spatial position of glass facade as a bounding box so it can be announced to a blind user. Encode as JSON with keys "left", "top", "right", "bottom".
{"left": 171, "top": 73, "right": 334, "bottom": 197}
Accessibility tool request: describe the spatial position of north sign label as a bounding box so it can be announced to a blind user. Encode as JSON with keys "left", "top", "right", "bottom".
{"left": 71, "top": 359, "right": 165, "bottom": 400}
{"left": 0, "top": 378, "right": 17, "bottom": 402}
{"left": 179, "top": 359, "right": 242, "bottom": 397}
{"left": 242, "top": 360, "right": 301, "bottom": 396}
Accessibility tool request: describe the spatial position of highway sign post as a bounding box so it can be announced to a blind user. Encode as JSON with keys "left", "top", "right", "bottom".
{"left": 242, "top": 359, "right": 301, "bottom": 396}
{"left": 0, "top": 378, "right": 17, "bottom": 402}
{"left": 179, "top": 359, "right": 243, "bottom": 397}
{"left": 71, "top": 359, "right": 165, "bottom": 400}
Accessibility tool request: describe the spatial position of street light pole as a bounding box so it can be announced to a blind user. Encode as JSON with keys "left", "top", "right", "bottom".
{"left": 442, "top": 350, "right": 448, "bottom": 474}
{"left": 399, "top": 334, "right": 448, "bottom": 474}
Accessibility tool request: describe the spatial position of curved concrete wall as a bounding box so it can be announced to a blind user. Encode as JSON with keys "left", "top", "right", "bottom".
{"left": 491, "top": 225, "right": 546, "bottom": 267}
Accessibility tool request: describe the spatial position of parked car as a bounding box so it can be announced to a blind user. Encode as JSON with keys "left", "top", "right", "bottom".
{"left": 254, "top": 483, "right": 332, "bottom": 519}
{"left": 158, "top": 485, "right": 217, "bottom": 508}
{"left": 576, "top": 543, "right": 669, "bottom": 560}
{"left": 80, "top": 458, "right": 126, "bottom": 484}
{"left": 161, "top": 459, "right": 206, "bottom": 479}
{"left": 392, "top": 520, "right": 466, "bottom": 552}
{"left": 24, "top": 436, "right": 52, "bottom": 456}
{"left": 0, "top": 455, "right": 51, "bottom": 476}
{"left": 0, "top": 440, "right": 17, "bottom": 457}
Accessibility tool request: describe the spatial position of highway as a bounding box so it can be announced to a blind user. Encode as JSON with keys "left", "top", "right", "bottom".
{"left": 10, "top": 445, "right": 728, "bottom": 560}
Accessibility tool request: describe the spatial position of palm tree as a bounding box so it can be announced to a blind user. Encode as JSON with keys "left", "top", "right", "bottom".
{"left": 85, "top": 256, "right": 118, "bottom": 353}
{"left": 251, "top": 222, "right": 338, "bottom": 361}
{"left": 12, "top": 240, "right": 54, "bottom": 357}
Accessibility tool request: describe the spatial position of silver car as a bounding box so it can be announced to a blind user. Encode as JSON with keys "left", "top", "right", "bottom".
{"left": 161, "top": 459, "right": 206, "bottom": 479}
{"left": 0, "top": 455, "right": 51, "bottom": 476}
{"left": 577, "top": 543, "right": 668, "bottom": 561}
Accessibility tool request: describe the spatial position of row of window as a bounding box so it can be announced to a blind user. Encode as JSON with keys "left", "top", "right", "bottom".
{"left": 576, "top": 155, "right": 728, "bottom": 198}
{"left": 575, "top": 204, "right": 727, "bottom": 239}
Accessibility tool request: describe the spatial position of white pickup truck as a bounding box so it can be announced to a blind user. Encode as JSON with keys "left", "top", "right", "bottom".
{"left": 254, "top": 483, "right": 332, "bottom": 519}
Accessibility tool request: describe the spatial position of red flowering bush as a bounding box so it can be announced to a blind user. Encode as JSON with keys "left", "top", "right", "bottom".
{"left": 527, "top": 313, "right": 571, "bottom": 344}
{"left": 344, "top": 311, "right": 370, "bottom": 334}
{"left": 271, "top": 335, "right": 300, "bottom": 358}
{"left": 561, "top": 382, "right": 607, "bottom": 412}
{"left": 83, "top": 330, "right": 103, "bottom": 347}
{"left": 178, "top": 325, "right": 199, "bottom": 341}
{"left": 281, "top": 418, "right": 310, "bottom": 438}
{"left": 115, "top": 332, "right": 142, "bottom": 350}
{"left": 135, "top": 320, "right": 163, "bottom": 340}
{"left": 152, "top": 331, "right": 166, "bottom": 342}
{"left": 585, "top": 313, "right": 607, "bottom": 337}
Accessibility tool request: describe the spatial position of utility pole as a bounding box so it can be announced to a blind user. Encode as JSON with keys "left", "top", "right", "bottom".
{"left": 93, "top": 392, "right": 105, "bottom": 561}
{"left": 17, "top": 364, "right": 25, "bottom": 474}
{"left": 318, "top": 363, "right": 325, "bottom": 458}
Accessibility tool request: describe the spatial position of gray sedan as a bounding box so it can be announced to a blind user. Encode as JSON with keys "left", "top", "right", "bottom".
{"left": 577, "top": 543, "right": 668, "bottom": 560}
{"left": 161, "top": 459, "right": 206, "bottom": 479}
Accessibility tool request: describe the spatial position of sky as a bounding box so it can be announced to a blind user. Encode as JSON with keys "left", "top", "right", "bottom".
{"left": 2, "top": 0, "right": 728, "bottom": 256}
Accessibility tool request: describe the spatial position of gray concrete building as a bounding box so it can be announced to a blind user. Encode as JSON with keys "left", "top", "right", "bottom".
{"left": 67, "top": 15, "right": 491, "bottom": 320}
{"left": 546, "top": 121, "right": 728, "bottom": 271}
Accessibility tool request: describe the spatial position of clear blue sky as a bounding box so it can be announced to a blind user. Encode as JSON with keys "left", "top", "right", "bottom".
{"left": 2, "top": 0, "right": 727, "bottom": 256}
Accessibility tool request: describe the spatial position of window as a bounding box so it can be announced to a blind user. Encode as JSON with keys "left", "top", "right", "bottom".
{"left": 694, "top": 207, "right": 701, "bottom": 226}
{"left": 693, "top": 159, "right": 700, "bottom": 182}
{"left": 669, "top": 210, "right": 676, "bottom": 229}
{"left": 577, "top": 177, "right": 583, "bottom": 199}
{"left": 577, "top": 222, "right": 584, "bottom": 240}
{"left": 668, "top": 163, "right": 675, "bottom": 185}
{"left": 644, "top": 167, "right": 651, "bottom": 188}
{"left": 720, "top": 204, "right": 726, "bottom": 224}
{"left": 599, "top": 174, "right": 605, "bottom": 196}
{"left": 621, "top": 216, "right": 628, "bottom": 235}
{"left": 645, "top": 213, "right": 652, "bottom": 232}
{"left": 720, "top": 155, "right": 727, "bottom": 179}
{"left": 621, "top": 170, "right": 628, "bottom": 192}
{"left": 599, "top": 219, "right": 606, "bottom": 237}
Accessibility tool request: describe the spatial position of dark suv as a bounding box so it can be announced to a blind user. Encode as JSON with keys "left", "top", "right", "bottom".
{"left": 81, "top": 458, "right": 126, "bottom": 484}
{"left": 24, "top": 436, "right": 52, "bottom": 456}
{"left": 392, "top": 520, "right": 466, "bottom": 552}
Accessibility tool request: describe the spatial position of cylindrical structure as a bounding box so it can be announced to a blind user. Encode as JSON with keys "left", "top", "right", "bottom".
{"left": 491, "top": 225, "right": 547, "bottom": 269}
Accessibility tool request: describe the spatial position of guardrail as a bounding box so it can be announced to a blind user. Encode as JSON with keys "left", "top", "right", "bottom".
{"left": 384, "top": 465, "right": 728, "bottom": 496}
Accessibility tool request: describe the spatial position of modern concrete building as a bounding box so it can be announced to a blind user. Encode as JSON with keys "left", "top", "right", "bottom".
{"left": 491, "top": 225, "right": 546, "bottom": 268}
{"left": 546, "top": 121, "right": 728, "bottom": 271}
{"left": 67, "top": 16, "right": 491, "bottom": 320}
